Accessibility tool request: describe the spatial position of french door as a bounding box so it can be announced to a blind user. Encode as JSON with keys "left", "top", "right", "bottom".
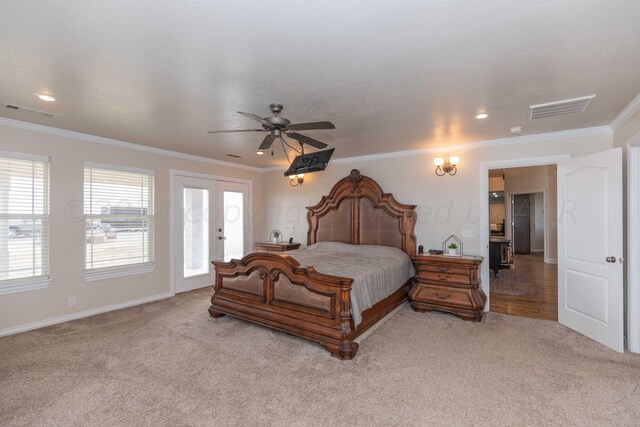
{"left": 173, "top": 174, "right": 249, "bottom": 293}
{"left": 215, "top": 181, "right": 249, "bottom": 262}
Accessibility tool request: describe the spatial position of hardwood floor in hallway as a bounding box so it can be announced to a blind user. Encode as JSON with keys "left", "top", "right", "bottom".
{"left": 490, "top": 253, "right": 558, "bottom": 321}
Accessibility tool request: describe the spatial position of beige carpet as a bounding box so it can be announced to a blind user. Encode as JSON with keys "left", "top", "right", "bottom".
{"left": 2, "top": 288, "right": 640, "bottom": 426}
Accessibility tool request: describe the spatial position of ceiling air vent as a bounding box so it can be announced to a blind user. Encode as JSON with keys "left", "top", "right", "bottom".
{"left": 529, "top": 95, "right": 595, "bottom": 120}
{"left": 4, "top": 104, "right": 58, "bottom": 118}
{"left": 225, "top": 154, "right": 241, "bottom": 158}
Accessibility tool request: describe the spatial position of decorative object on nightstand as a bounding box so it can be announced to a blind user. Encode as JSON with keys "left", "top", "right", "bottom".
{"left": 442, "top": 234, "right": 463, "bottom": 256}
{"left": 409, "top": 254, "right": 486, "bottom": 321}
{"left": 254, "top": 241, "right": 301, "bottom": 252}
{"left": 447, "top": 243, "right": 458, "bottom": 256}
{"left": 270, "top": 229, "right": 282, "bottom": 243}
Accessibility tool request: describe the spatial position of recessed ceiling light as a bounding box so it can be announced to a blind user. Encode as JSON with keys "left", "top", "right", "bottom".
{"left": 475, "top": 112, "right": 488, "bottom": 120}
{"left": 256, "top": 150, "right": 264, "bottom": 155}
{"left": 33, "top": 93, "right": 56, "bottom": 102}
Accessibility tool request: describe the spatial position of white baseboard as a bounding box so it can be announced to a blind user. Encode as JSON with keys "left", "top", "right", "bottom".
{"left": 545, "top": 258, "right": 558, "bottom": 264}
{"left": 0, "top": 292, "right": 174, "bottom": 337}
{"left": 531, "top": 249, "right": 544, "bottom": 253}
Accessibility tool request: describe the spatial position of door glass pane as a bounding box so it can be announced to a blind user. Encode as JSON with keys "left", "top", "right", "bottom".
{"left": 223, "top": 191, "right": 244, "bottom": 261}
{"left": 183, "top": 188, "right": 209, "bottom": 278}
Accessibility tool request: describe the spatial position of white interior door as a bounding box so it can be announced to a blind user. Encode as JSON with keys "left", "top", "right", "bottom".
{"left": 557, "top": 148, "right": 623, "bottom": 352}
{"left": 214, "top": 181, "right": 249, "bottom": 262}
{"left": 174, "top": 175, "right": 216, "bottom": 293}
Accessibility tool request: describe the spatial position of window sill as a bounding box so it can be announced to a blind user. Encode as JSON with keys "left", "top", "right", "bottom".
{"left": 0, "top": 278, "right": 52, "bottom": 296}
{"left": 83, "top": 264, "right": 155, "bottom": 282}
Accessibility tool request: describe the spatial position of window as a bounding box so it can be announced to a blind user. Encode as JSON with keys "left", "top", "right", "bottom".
{"left": 0, "top": 152, "right": 50, "bottom": 293}
{"left": 84, "top": 164, "right": 154, "bottom": 277}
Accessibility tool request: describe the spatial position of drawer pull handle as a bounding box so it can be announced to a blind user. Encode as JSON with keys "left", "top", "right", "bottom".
{"left": 438, "top": 274, "right": 449, "bottom": 281}
{"left": 435, "top": 293, "right": 451, "bottom": 300}
{"left": 438, "top": 267, "right": 448, "bottom": 272}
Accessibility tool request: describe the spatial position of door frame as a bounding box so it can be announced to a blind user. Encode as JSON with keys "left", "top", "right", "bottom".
{"left": 169, "top": 170, "right": 253, "bottom": 295}
{"left": 480, "top": 155, "right": 569, "bottom": 311}
{"left": 627, "top": 134, "right": 640, "bottom": 352}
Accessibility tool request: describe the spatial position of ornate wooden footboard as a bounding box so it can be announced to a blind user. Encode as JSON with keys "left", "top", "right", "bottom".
{"left": 209, "top": 169, "right": 417, "bottom": 360}
{"left": 209, "top": 252, "right": 360, "bottom": 359}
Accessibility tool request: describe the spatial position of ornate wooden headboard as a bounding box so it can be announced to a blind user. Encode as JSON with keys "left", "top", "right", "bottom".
{"left": 306, "top": 169, "right": 417, "bottom": 257}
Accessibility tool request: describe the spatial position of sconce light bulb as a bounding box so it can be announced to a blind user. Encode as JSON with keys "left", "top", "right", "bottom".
{"left": 449, "top": 156, "right": 460, "bottom": 165}
{"left": 433, "top": 157, "right": 444, "bottom": 166}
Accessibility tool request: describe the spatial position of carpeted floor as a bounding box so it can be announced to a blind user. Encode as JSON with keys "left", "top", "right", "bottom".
{"left": 2, "top": 288, "right": 640, "bottom": 426}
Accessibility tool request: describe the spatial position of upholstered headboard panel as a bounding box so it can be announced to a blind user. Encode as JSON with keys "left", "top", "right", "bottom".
{"left": 307, "top": 169, "right": 417, "bottom": 256}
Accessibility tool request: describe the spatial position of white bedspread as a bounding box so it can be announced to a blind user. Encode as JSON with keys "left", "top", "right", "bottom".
{"left": 282, "top": 242, "right": 415, "bottom": 326}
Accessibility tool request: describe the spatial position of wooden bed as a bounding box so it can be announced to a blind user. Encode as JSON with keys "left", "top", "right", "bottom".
{"left": 209, "top": 169, "right": 417, "bottom": 360}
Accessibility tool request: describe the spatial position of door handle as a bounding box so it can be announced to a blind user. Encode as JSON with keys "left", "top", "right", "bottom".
{"left": 218, "top": 236, "right": 226, "bottom": 240}
{"left": 606, "top": 256, "right": 616, "bottom": 263}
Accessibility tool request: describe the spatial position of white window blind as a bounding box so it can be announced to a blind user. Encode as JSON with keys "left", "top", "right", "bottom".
{"left": 0, "top": 154, "right": 50, "bottom": 285}
{"left": 84, "top": 164, "right": 154, "bottom": 273}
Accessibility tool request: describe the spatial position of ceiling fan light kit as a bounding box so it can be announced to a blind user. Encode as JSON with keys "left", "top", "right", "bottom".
{"left": 288, "top": 173, "right": 305, "bottom": 187}
{"left": 208, "top": 103, "right": 336, "bottom": 185}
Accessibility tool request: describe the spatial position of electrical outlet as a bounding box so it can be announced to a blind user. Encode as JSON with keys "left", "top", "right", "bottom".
{"left": 68, "top": 297, "right": 76, "bottom": 307}
{"left": 462, "top": 229, "right": 476, "bottom": 238}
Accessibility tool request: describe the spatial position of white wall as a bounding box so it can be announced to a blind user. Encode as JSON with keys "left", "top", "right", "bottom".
{"left": 532, "top": 192, "right": 544, "bottom": 252}
{"left": 261, "top": 129, "right": 612, "bottom": 259}
{"left": 0, "top": 122, "right": 263, "bottom": 332}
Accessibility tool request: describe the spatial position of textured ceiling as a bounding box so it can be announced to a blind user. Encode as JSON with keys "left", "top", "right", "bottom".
{"left": 1, "top": 0, "right": 639, "bottom": 167}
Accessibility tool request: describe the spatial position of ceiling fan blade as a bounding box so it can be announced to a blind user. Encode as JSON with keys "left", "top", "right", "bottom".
{"left": 207, "top": 129, "right": 265, "bottom": 134}
{"left": 258, "top": 134, "right": 277, "bottom": 150}
{"left": 286, "top": 132, "right": 328, "bottom": 149}
{"left": 237, "top": 111, "right": 272, "bottom": 128}
{"left": 288, "top": 121, "right": 335, "bottom": 131}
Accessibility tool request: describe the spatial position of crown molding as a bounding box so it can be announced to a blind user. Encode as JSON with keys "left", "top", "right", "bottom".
{"left": 610, "top": 94, "right": 640, "bottom": 130}
{"left": 0, "top": 116, "right": 612, "bottom": 174}
{"left": 628, "top": 131, "right": 640, "bottom": 148}
{"left": 262, "top": 125, "right": 612, "bottom": 172}
{"left": 0, "top": 116, "right": 262, "bottom": 172}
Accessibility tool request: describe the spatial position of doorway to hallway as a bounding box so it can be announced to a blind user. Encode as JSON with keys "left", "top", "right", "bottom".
{"left": 487, "top": 166, "right": 558, "bottom": 321}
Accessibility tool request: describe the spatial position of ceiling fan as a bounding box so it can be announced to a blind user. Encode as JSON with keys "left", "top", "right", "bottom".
{"left": 207, "top": 103, "right": 335, "bottom": 151}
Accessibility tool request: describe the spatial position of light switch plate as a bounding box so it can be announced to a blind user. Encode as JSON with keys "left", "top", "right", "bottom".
{"left": 462, "top": 229, "right": 476, "bottom": 238}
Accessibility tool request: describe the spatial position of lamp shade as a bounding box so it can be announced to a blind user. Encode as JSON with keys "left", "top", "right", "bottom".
{"left": 433, "top": 157, "right": 444, "bottom": 166}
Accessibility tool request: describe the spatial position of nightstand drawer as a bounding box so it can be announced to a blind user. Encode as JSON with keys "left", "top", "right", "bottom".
{"left": 412, "top": 285, "right": 472, "bottom": 308}
{"left": 416, "top": 270, "right": 471, "bottom": 285}
{"left": 417, "top": 263, "right": 470, "bottom": 276}
{"left": 410, "top": 254, "right": 485, "bottom": 321}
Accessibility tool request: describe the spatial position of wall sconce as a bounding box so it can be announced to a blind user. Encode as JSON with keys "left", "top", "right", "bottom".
{"left": 288, "top": 173, "right": 305, "bottom": 187}
{"left": 433, "top": 156, "right": 459, "bottom": 176}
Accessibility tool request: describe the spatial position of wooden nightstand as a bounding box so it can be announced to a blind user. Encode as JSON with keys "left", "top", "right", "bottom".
{"left": 254, "top": 242, "right": 301, "bottom": 252}
{"left": 409, "top": 254, "right": 486, "bottom": 322}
